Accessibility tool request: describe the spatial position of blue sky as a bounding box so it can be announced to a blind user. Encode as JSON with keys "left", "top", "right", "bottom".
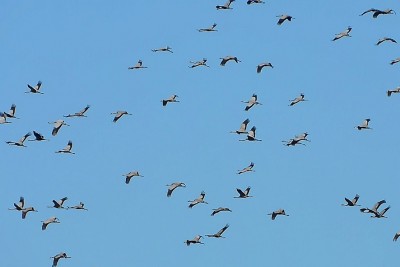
{"left": 2, "top": 0, "right": 399, "bottom": 266}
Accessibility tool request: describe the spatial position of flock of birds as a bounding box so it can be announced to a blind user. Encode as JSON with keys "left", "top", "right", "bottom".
{"left": 3, "top": 1, "right": 400, "bottom": 266}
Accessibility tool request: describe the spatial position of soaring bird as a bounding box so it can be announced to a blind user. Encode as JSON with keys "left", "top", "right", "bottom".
{"left": 376, "top": 37, "right": 397, "bottom": 46}
{"left": 41, "top": 217, "right": 60, "bottom": 230}
{"left": 234, "top": 187, "right": 253, "bottom": 198}
{"left": 51, "top": 252, "right": 71, "bottom": 267}
{"left": 277, "top": 14, "right": 294, "bottom": 25}
{"left": 8, "top": 197, "right": 25, "bottom": 211}
{"left": 355, "top": 119, "right": 372, "bottom": 130}
{"left": 211, "top": 207, "right": 232, "bottom": 216}
{"left": 268, "top": 209, "right": 289, "bottom": 220}
{"left": 26, "top": 81, "right": 43, "bottom": 94}
{"left": 387, "top": 87, "right": 400, "bottom": 96}
{"left": 56, "top": 140, "right": 75, "bottom": 154}
{"left": 206, "top": 224, "right": 229, "bottom": 238}
{"left": 189, "top": 58, "right": 209, "bottom": 68}
{"left": 4, "top": 104, "right": 19, "bottom": 119}
{"left": 257, "top": 62, "right": 273, "bottom": 73}
{"left": 198, "top": 23, "right": 218, "bottom": 32}
{"left": 216, "top": 0, "right": 235, "bottom": 10}
{"left": 332, "top": 26, "right": 352, "bottom": 41}
{"left": 162, "top": 95, "right": 179, "bottom": 106}
{"left": 341, "top": 194, "right": 360, "bottom": 207}
{"left": 151, "top": 46, "right": 173, "bottom": 53}
{"left": 289, "top": 93, "right": 307, "bottom": 106}
{"left": 185, "top": 235, "right": 204, "bottom": 246}
{"left": 49, "top": 120, "right": 69, "bottom": 136}
{"left": 29, "top": 131, "right": 48, "bottom": 141}
{"left": 128, "top": 60, "right": 148, "bottom": 69}
{"left": 239, "top": 126, "right": 261, "bottom": 141}
{"left": 64, "top": 105, "right": 90, "bottom": 118}
{"left": 188, "top": 191, "right": 208, "bottom": 208}
{"left": 6, "top": 132, "right": 31, "bottom": 147}
{"left": 242, "top": 94, "right": 262, "bottom": 111}
{"left": 48, "top": 197, "right": 68, "bottom": 209}
{"left": 360, "top": 8, "right": 395, "bottom": 18}
{"left": 67, "top": 202, "right": 88, "bottom": 211}
{"left": 166, "top": 182, "right": 186, "bottom": 197}
{"left": 230, "top": 119, "right": 250, "bottom": 134}
{"left": 237, "top": 162, "right": 255, "bottom": 174}
{"left": 111, "top": 110, "right": 132, "bottom": 123}
{"left": 123, "top": 171, "right": 144, "bottom": 184}
{"left": 220, "top": 56, "right": 241, "bottom": 66}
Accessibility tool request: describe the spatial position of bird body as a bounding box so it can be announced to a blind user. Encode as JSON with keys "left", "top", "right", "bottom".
{"left": 393, "top": 232, "right": 400, "bottom": 242}
{"left": 390, "top": 57, "right": 400, "bottom": 65}
{"left": 387, "top": 87, "right": 400, "bottom": 96}
{"left": 166, "top": 182, "right": 186, "bottom": 197}
{"left": 29, "top": 131, "right": 48, "bottom": 141}
{"left": 247, "top": 0, "right": 265, "bottom": 4}
{"left": 21, "top": 207, "right": 37, "bottom": 219}
{"left": 360, "top": 8, "right": 395, "bottom": 18}
{"left": 283, "top": 132, "right": 310, "bottom": 146}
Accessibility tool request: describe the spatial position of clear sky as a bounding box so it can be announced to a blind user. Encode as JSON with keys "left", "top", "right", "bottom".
{"left": 2, "top": 1, "right": 399, "bottom": 266}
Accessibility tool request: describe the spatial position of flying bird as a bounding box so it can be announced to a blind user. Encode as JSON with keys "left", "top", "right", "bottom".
{"left": 111, "top": 110, "right": 132, "bottom": 123}
{"left": 257, "top": 62, "right": 273, "bottom": 73}
{"left": 50, "top": 252, "right": 71, "bottom": 267}
{"left": 123, "top": 171, "right": 144, "bottom": 184}
{"left": 56, "top": 140, "right": 75, "bottom": 154}
{"left": 6, "top": 132, "right": 31, "bottom": 147}
{"left": 360, "top": 8, "right": 395, "bottom": 18}
{"left": 206, "top": 224, "right": 229, "bottom": 238}
{"left": 26, "top": 81, "right": 43, "bottom": 94}
{"left": 29, "top": 131, "right": 48, "bottom": 141}
{"left": 49, "top": 120, "right": 69, "bottom": 136}
{"left": 220, "top": 56, "right": 241, "bottom": 66}
{"left": 242, "top": 94, "right": 262, "bottom": 111}
{"left": 151, "top": 46, "right": 173, "bottom": 53}
{"left": 237, "top": 162, "right": 255, "bottom": 174}
{"left": 166, "top": 182, "right": 186, "bottom": 197}
{"left": 283, "top": 132, "right": 310, "bottom": 146}
{"left": 41, "top": 217, "right": 60, "bottom": 230}
{"left": 198, "top": 23, "right": 218, "bottom": 32}
{"left": 8, "top": 197, "right": 25, "bottom": 211}
{"left": 387, "top": 87, "right": 400, "bottom": 96}
{"left": 277, "top": 14, "right": 294, "bottom": 25}
{"left": 188, "top": 191, "right": 208, "bottom": 208}
{"left": 247, "top": 0, "right": 265, "bottom": 4}
{"left": 185, "top": 235, "right": 204, "bottom": 246}
{"left": 342, "top": 194, "right": 360, "bottom": 206}
{"left": 360, "top": 199, "right": 386, "bottom": 216}
{"left": 289, "top": 93, "right": 307, "bottom": 106}
{"left": 234, "top": 186, "right": 253, "bottom": 198}
{"left": 21, "top": 207, "right": 38, "bottom": 219}
{"left": 211, "top": 207, "right": 232, "bottom": 216}
{"left": 371, "top": 206, "right": 390, "bottom": 218}
{"left": 67, "top": 202, "right": 88, "bottom": 211}
{"left": 332, "top": 26, "right": 352, "bottom": 41}
{"left": 64, "top": 105, "right": 90, "bottom": 118}
{"left": 239, "top": 126, "right": 261, "bottom": 141}
{"left": 390, "top": 57, "right": 400, "bottom": 65}
{"left": 216, "top": 0, "right": 235, "bottom": 10}
{"left": 393, "top": 232, "right": 400, "bottom": 242}
{"left": 4, "top": 104, "right": 19, "bottom": 119}
{"left": 376, "top": 37, "right": 397, "bottom": 46}
{"left": 268, "top": 209, "right": 289, "bottom": 220}
{"left": 162, "top": 95, "right": 179, "bottom": 106}
{"left": 48, "top": 197, "right": 68, "bottom": 209}
{"left": 230, "top": 119, "right": 250, "bottom": 134}
{"left": 355, "top": 119, "right": 372, "bottom": 130}
{"left": 128, "top": 59, "right": 148, "bottom": 69}
{"left": 189, "top": 58, "right": 209, "bottom": 68}
{"left": 0, "top": 112, "right": 11, "bottom": 124}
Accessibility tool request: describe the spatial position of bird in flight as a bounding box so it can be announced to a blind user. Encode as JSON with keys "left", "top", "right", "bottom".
{"left": 332, "top": 26, "right": 352, "bottom": 41}
{"left": 26, "top": 81, "right": 43, "bottom": 94}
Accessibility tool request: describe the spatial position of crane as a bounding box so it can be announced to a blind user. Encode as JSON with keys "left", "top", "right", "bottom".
{"left": 234, "top": 186, "right": 253, "bottom": 198}
{"left": 216, "top": 0, "right": 235, "bottom": 10}
{"left": 128, "top": 59, "right": 148, "bottom": 69}
{"left": 332, "top": 26, "right": 352, "bottom": 41}
{"left": 111, "top": 111, "right": 132, "bottom": 123}
{"left": 198, "top": 23, "right": 218, "bottom": 32}
{"left": 48, "top": 197, "right": 68, "bottom": 209}
{"left": 64, "top": 105, "right": 90, "bottom": 118}
{"left": 360, "top": 8, "right": 395, "bottom": 18}
{"left": 166, "top": 182, "right": 186, "bottom": 197}
{"left": 360, "top": 199, "right": 386, "bottom": 216}
{"left": 162, "top": 95, "right": 179, "bottom": 106}
{"left": 56, "top": 140, "right": 75, "bottom": 154}
{"left": 289, "top": 93, "right": 307, "bottom": 106}
{"left": 242, "top": 94, "right": 262, "bottom": 111}
{"left": 6, "top": 132, "right": 31, "bottom": 147}
{"left": 268, "top": 209, "right": 289, "bottom": 220}
{"left": 376, "top": 37, "right": 397, "bottom": 46}
{"left": 230, "top": 119, "right": 250, "bottom": 134}
{"left": 220, "top": 56, "right": 241, "bottom": 66}
{"left": 123, "top": 171, "right": 144, "bottom": 184}
{"left": 277, "top": 14, "right": 294, "bottom": 25}
{"left": 189, "top": 58, "right": 209, "bottom": 68}
{"left": 0, "top": 112, "right": 11, "bottom": 124}
{"left": 49, "top": 120, "right": 69, "bottom": 136}
{"left": 21, "top": 207, "right": 38, "bottom": 219}
{"left": 239, "top": 126, "right": 261, "bottom": 141}
{"left": 257, "top": 62, "right": 273, "bottom": 73}
{"left": 355, "top": 118, "right": 372, "bottom": 130}
{"left": 8, "top": 197, "right": 25, "bottom": 211}
{"left": 4, "top": 104, "right": 19, "bottom": 119}
{"left": 206, "top": 224, "right": 229, "bottom": 238}
{"left": 341, "top": 194, "right": 360, "bottom": 206}
{"left": 247, "top": 0, "right": 265, "bottom": 4}
{"left": 387, "top": 87, "right": 400, "bottom": 96}
{"left": 211, "top": 207, "right": 232, "bottom": 216}
{"left": 50, "top": 252, "right": 71, "bottom": 267}
{"left": 185, "top": 235, "right": 204, "bottom": 246}
{"left": 390, "top": 57, "right": 400, "bottom": 65}
{"left": 26, "top": 81, "right": 43, "bottom": 94}
{"left": 237, "top": 162, "right": 255, "bottom": 174}
{"left": 29, "top": 131, "right": 48, "bottom": 141}
{"left": 188, "top": 191, "right": 208, "bottom": 208}
{"left": 67, "top": 202, "right": 88, "bottom": 211}
{"left": 41, "top": 217, "right": 60, "bottom": 230}
{"left": 151, "top": 46, "right": 173, "bottom": 53}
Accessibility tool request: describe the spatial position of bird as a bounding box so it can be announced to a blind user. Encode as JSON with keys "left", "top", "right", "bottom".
{"left": 211, "top": 207, "right": 232, "bottom": 216}
{"left": 4, "top": 104, "right": 19, "bottom": 119}
{"left": 56, "top": 140, "right": 75, "bottom": 154}
{"left": 277, "top": 14, "right": 294, "bottom": 25}
{"left": 63, "top": 105, "right": 90, "bottom": 118}
{"left": 162, "top": 95, "right": 179, "bottom": 106}
{"left": 185, "top": 235, "right": 204, "bottom": 246}
{"left": 393, "top": 232, "right": 400, "bottom": 242}
{"left": 21, "top": 207, "right": 38, "bottom": 219}
{"left": 390, "top": 57, "right": 400, "bottom": 65}
{"left": 360, "top": 199, "right": 386, "bottom": 215}
{"left": 387, "top": 87, "right": 400, "bottom": 96}
{"left": 289, "top": 93, "right": 307, "bottom": 106}
{"left": 220, "top": 56, "right": 241, "bottom": 66}
{"left": 341, "top": 194, "right": 360, "bottom": 206}
{"left": 332, "top": 26, "right": 352, "bottom": 41}
{"left": 189, "top": 58, "right": 209, "bottom": 68}
{"left": 376, "top": 37, "right": 397, "bottom": 46}
{"left": 247, "top": 0, "right": 265, "bottom": 4}
{"left": 8, "top": 197, "right": 25, "bottom": 211}
{"left": 50, "top": 252, "right": 71, "bottom": 267}
{"left": 216, "top": 0, "right": 234, "bottom": 10}
{"left": 360, "top": 8, "right": 395, "bottom": 18}
{"left": 29, "top": 131, "right": 48, "bottom": 141}
{"left": 48, "top": 197, "right": 68, "bottom": 209}
{"left": 166, "top": 182, "right": 186, "bottom": 197}
{"left": 128, "top": 59, "right": 148, "bottom": 69}
{"left": 282, "top": 132, "right": 310, "bottom": 146}
{"left": 0, "top": 112, "right": 11, "bottom": 124}
{"left": 198, "top": 23, "right": 218, "bottom": 32}
{"left": 234, "top": 186, "right": 253, "bottom": 198}
{"left": 355, "top": 119, "right": 372, "bottom": 130}
{"left": 371, "top": 206, "right": 390, "bottom": 218}
{"left": 151, "top": 46, "right": 173, "bottom": 53}
{"left": 230, "top": 119, "right": 250, "bottom": 134}
{"left": 123, "top": 171, "right": 144, "bottom": 184}
{"left": 237, "top": 162, "right": 255, "bottom": 174}
{"left": 239, "top": 126, "right": 261, "bottom": 141}
{"left": 256, "top": 62, "right": 273, "bottom": 73}
{"left": 111, "top": 110, "right": 132, "bottom": 123}
{"left": 188, "top": 191, "right": 208, "bottom": 208}
{"left": 242, "top": 94, "right": 262, "bottom": 111}
{"left": 41, "top": 217, "right": 60, "bottom": 230}
{"left": 268, "top": 209, "right": 289, "bottom": 220}
{"left": 67, "top": 202, "right": 88, "bottom": 211}
{"left": 206, "top": 224, "right": 229, "bottom": 238}
{"left": 49, "top": 120, "right": 69, "bottom": 136}
{"left": 6, "top": 132, "right": 31, "bottom": 147}
{"left": 26, "top": 81, "right": 43, "bottom": 94}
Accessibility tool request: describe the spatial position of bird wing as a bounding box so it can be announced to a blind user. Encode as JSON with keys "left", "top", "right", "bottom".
{"left": 244, "top": 187, "right": 251, "bottom": 196}
{"left": 360, "top": 8, "right": 378, "bottom": 16}
{"left": 344, "top": 198, "right": 353, "bottom": 206}
{"left": 372, "top": 200, "right": 386, "bottom": 211}
{"left": 217, "top": 224, "right": 229, "bottom": 235}
{"left": 236, "top": 188, "right": 245, "bottom": 197}
{"left": 66, "top": 140, "right": 73, "bottom": 151}
{"left": 239, "top": 119, "right": 250, "bottom": 131}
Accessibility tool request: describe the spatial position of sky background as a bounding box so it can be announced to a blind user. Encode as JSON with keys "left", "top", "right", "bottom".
{"left": 1, "top": 0, "right": 400, "bottom": 266}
